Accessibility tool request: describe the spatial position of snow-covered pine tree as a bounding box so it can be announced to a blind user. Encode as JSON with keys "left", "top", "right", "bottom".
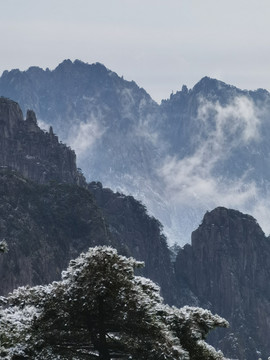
{"left": 0, "top": 246, "right": 228, "bottom": 359}
{"left": 0, "top": 240, "right": 8, "bottom": 253}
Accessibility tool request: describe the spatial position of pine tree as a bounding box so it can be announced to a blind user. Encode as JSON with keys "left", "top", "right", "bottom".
{"left": 0, "top": 240, "right": 8, "bottom": 253}
{"left": 0, "top": 246, "right": 228, "bottom": 359}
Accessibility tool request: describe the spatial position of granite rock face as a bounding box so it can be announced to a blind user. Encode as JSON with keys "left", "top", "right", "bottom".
{"left": 175, "top": 207, "right": 270, "bottom": 360}
{"left": 0, "top": 97, "right": 84, "bottom": 185}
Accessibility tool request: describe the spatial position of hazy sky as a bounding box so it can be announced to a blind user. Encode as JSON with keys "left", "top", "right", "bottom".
{"left": 1, "top": 0, "right": 270, "bottom": 102}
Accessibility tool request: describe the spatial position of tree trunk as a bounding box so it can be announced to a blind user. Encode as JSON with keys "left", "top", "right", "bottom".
{"left": 97, "top": 297, "right": 110, "bottom": 360}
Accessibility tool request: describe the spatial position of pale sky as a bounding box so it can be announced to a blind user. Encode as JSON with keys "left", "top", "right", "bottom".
{"left": 1, "top": 0, "right": 270, "bottom": 102}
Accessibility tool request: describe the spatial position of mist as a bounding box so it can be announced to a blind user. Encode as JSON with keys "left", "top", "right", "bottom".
{"left": 159, "top": 95, "right": 270, "bottom": 238}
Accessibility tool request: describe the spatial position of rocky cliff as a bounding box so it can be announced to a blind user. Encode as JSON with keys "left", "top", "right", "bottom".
{"left": 0, "top": 99, "right": 175, "bottom": 305}
{"left": 0, "top": 97, "right": 84, "bottom": 185}
{"left": 175, "top": 207, "right": 270, "bottom": 360}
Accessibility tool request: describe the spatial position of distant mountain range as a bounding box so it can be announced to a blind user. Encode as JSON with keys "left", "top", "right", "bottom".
{"left": 1, "top": 59, "right": 270, "bottom": 244}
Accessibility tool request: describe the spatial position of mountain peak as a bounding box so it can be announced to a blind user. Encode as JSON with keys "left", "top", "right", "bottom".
{"left": 201, "top": 206, "right": 258, "bottom": 228}
{"left": 0, "top": 97, "right": 24, "bottom": 129}
{"left": 54, "top": 59, "right": 108, "bottom": 74}
{"left": 0, "top": 98, "right": 85, "bottom": 185}
{"left": 175, "top": 206, "right": 270, "bottom": 359}
{"left": 193, "top": 206, "right": 265, "bottom": 249}
{"left": 56, "top": 58, "right": 73, "bottom": 68}
{"left": 192, "top": 76, "right": 229, "bottom": 93}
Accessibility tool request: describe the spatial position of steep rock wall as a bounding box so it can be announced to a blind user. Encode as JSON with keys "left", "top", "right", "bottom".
{"left": 175, "top": 207, "right": 270, "bottom": 360}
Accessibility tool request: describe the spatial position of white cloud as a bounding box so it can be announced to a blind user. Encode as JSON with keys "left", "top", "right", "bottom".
{"left": 196, "top": 96, "right": 260, "bottom": 153}
{"left": 67, "top": 119, "right": 105, "bottom": 157}
{"left": 37, "top": 118, "right": 50, "bottom": 132}
{"left": 159, "top": 96, "right": 269, "bottom": 234}
{"left": 249, "top": 198, "right": 270, "bottom": 235}
{"left": 134, "top": 116, "right": 160, "bottom": 148}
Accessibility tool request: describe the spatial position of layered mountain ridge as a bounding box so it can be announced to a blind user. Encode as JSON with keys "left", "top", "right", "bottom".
{"left": 1, "top": 63, "right": 270, "bottom": 358}
{"left": 1, "top": 60, "right": 270, "bottom": 244}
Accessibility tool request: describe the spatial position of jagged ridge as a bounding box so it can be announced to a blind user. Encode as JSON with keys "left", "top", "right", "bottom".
{"left": 0, "top": 97, "right": 84, "bottom": 185}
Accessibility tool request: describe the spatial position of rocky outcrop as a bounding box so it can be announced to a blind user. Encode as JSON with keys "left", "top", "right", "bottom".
{"left": 175, "top": 207, "right": 270, "bottom": 360}
{"left": 0, "top": 97, "right": 84, "bottom": 185}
